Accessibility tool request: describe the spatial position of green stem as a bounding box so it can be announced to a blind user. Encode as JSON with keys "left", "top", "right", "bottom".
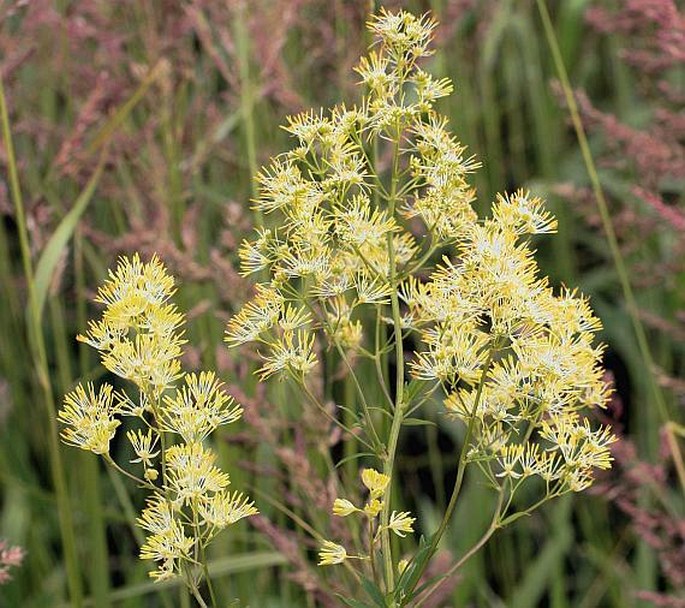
{"left": 374, "top": 306, "right": 395, "bottom": 409}
{"left": 332, "top": 341, "right": 384, "bottom": 453}
{"left": 202, "top": 557, "right": 218, "bottom": 608}
{"left": 0, "top": 74, "right": 84, "bottom": 606}
{"left": 380, "top": 126, "right": 404, "bottom": 593}
{"left": 301, "top": 382, "right": 373, "bottom": 451}
{"left": 342, "top": 362, "right": 359, "bottom": 483}
{"left": 401, "top": 228, "right": 439, "bottom": 279}
{"left": 193, "top": 502, "right": 217, "bottom": 608}
{"left": 283, "top": 284, "right": 383, "bottom": 451}
{"left": 405, "top": 347, "right": 495, "bottom": 600}
{"left": 369, "top": 517, "right": 379, "bottom": 584}
{"left": 189, "top": 583, "right": 209, "bottom": 608}
{"left": 414, "top": 488, "right": 505, "bottom": 608}
{"left": 104, "top": 454, "right": 156, "bottom": 491}
{"left": 234, "top": 0, "right": 261, "bottom": 228}
{"left": 75, "top": 234, "right": 111, "bottom": 607}
{"left": 151, "top": 399, "right": 170, "bottom": 490}
{"left": 106, "top": 467, "right": 146, "bottom": 545}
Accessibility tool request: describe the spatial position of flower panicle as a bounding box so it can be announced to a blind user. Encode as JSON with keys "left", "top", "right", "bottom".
{"left": 59, "top": 255, "right": 257, "bottom": 585}
{"left": 220, "top": 4, "right": 617, "bottom": 588}
{"left": 76, "top": 254, "right": 186, "bottom": 398}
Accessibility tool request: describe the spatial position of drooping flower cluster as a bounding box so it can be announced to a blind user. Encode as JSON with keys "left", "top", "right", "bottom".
{"left": 319, "top": 469, "right": 415, "bottom": 566}
{"left": 59, "top": 255, "right": 257, "bottom": 584}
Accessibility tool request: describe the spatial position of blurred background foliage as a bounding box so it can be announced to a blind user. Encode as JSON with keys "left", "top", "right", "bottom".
{"left": 0, "top": 0, "right": 683, "bottom": 606}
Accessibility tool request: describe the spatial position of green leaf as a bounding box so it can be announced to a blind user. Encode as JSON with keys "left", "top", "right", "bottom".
{"left": 337, "top": 594, "right": 373, "bottom": 608}
{"left": 55, "top": 552, "right": 287, "bottom": 607}
{"left": 393, "top": 535, "right": 434, "bottom": 604}
{"left": 403, "top": 378, "right": 428, "bottom": 406}
{"left": 33, "top": 159, "right": 105, "bottom": 318}
{"left": 361, "top": 576, "right": 387, "bottom": 607}
{"left": 411, "top": 572, "right": 449, "bottom": 600}
{"left": 33, "top": 60, "right": 166, "bottom": 318}
{"left": 402, "top": 417, "right": 436, "bottom": 428}
{"left": 368, "top": 405, "right": 393, "bottom": 419}
{"left": 509, "top": 496, "right": 573, "bottom": 607}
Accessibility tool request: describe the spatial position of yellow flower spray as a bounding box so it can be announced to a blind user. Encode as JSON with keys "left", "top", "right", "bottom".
{"left": 59, "top": 7, "right": 616, "bottom": 607}
{"left": 227, "top": 8, "right": 615, "bottom": 607}
{"left": 59, "top": 254, "right": 257, "bottom": 606}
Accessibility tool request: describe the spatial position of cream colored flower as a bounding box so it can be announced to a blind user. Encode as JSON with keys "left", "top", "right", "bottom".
{"left": 59, "top": 383, "right": 120, "bottom": 455}
{"left": 361, "top": 468, "right": 390, "bottom": 499}
{"left": 386, "top": 511, "right": 416, "bottom": 538}
{"left": 332, "top": 498, "right": 359, "bottom": 517}
{"left": 318, "top": 541, "right": 347, "bottom": 566}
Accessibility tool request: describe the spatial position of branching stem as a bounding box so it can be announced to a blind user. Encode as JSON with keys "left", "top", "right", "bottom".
{"left": 380, "top": 122, "right": 405, "bottom": 593}
{"left": 403, "top": 346, "right": 495, "bottom": 600}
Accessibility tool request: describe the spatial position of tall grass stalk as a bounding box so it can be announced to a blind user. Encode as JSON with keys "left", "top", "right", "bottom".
{"left": 535, "top": 1, "right": 674, "bottom": 601}
{"left": 75, "top": 234, "right": 111, "bottom": 607}
{"left": 535, "top": 0, "right": 670, "bottom": 430}
{"left": 0, "top": 75, "right": 83, "bottom": 606}
{"left": 234, "top": 1, "right": 261, "bottom": 227}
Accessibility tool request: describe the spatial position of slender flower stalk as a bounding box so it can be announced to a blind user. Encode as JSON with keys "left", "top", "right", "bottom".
{"left": 1, "top": 74, "right": 84, "bottom": 607}
{"left": 535, "top": 0, "right": 670, "bottom": 427}
{"left": 380, "top": 126, "right": 408, "bottom": 592}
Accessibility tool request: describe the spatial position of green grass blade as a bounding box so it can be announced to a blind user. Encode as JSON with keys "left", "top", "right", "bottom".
{"left": 509, "top": 496, "right": 573, "bottom": 607}
{"left": 56, "top": 553, "right": 287, "bottom": 607}
{"left": 33, "top": 158, "right": 105, "bottom": 318}
{"left": 534, "top": 0, "right": 670, "bottom": 432}
{"left": 1, "top": 71, "right": 85, "bottom": 608}
{"left": 84, "top": 61, "right": 167, "bottom": 159}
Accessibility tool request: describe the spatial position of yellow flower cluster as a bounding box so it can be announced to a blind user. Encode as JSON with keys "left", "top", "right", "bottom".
{"left": 227, "top": 7, "right": 615, "bottom": 492}
{"left": 59, "top": 255, "right": 257, "bottom": 584}
{"left": 59, "top": 383, "right": 119, "bottom": 455}
{"left": 319, "top": 468, "right": 415, "bottom": 566}
{"left": 225, "top": 5, "right": 616, "bottom": 590}
{"left": 78, "top": 254, "right": 185, "bottom": 397}
{"left": 225, "top": 10, "right": 485, "bottom": 383}
{"left": 403, "top": 190, "right": 616, "bottom": 495}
